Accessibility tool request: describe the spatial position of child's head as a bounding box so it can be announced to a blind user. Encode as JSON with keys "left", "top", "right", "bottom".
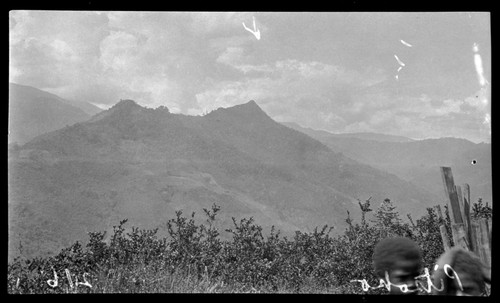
{"left": 432, "top": 248, "right": 488, "bottom": 296}
{"left": 373, "top": 237, "right": 423, "bottom": 294}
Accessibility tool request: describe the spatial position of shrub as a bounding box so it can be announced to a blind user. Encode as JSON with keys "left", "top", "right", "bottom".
{"left": 8, "top": 198, "right": 456, "bottom": 294}
{"left": 471, "top": 198, "right": 492, "bottom": 220}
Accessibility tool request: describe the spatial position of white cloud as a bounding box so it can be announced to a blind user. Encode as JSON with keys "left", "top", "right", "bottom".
{"left": 434, "top": 99, "right": 463, "bottom": 116}
{"left": 99, "top": 31, "right": 140, "bottom": 71}
{"left": 344, "top": 121, "right": 374, "bottom": 133}
{"left": 195, "top": 57, "right": 387, "bottom": 120}
{"left": 50, "top": 39, "right": 79, "bottom": 62}
{"left": 371, "top": 93, "right": 467, "bottom": 119}
{"left": 237, "top": 64, "right": 275, "bottom": 74}
{"left": 369, "top": 110, "right": 393, "bottom": 126}
{"left": 216, "top": 46, "right": 245, "bottom": 66}
{"left": 89, "top": 102, "right": 112, "bottom": 110}
{"left": 8, "top": 11, "right": 490, "bottom": 143}
{"left": 10, "top": 11, "right": 108, "bottom": 91}
{"left": 319, "top": 112, "right": 346, "bottom": 126}
{"left": 10, "top": 37, "right": 83, "bottom": 89}
{"left": 195, "top": 79, "right": 271, "bottom": 114}
{"left": 9, "top": 11, "right": 191, "bottom": 110}
{"left": 275, "top": 60, "right": 352, "bottom": 81}
{"left": 9, "top": 11, "right": 34, "bottom": 45}
{"left": 216, "top": 46, "right": 275, "bottom": 74}
{"left": 483, "top": 113, "right": 491, "bottom": 125}
{"left": 464, "top": 86, "right": 490, "bottom": 110}
{"left": 208, "top": 35, "right": 253, "bottom": 53}
{"left": 337, "top": 91, "right": 491, "bottom": 142}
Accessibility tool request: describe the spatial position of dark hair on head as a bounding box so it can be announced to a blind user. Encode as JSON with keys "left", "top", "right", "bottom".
{"left": 454, "top": 250, "right": 486, "bottom": 291}
{"left": 372, "top": 237, "right": 422, "bottom": 278}
{"left": 432, "top": 249, "right": 487, "bottom": 295}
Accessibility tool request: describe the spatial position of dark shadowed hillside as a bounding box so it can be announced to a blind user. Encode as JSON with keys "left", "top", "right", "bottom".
{"left": 8, "top": 83, "right": 102, "bottom": 144}
{"left": 8, "top": 100, "right": 441, "bottom": 261}
{"left": 282, "top": 122, "right": 492, "bottom": 204}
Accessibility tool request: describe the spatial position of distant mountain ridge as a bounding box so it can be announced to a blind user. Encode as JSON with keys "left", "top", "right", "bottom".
{"left": 281, "top": 122, "right": 415, "bottom": 142}
{"left": 8, "top": 83, "right": 102, "bottom": 144}
{"left": 282, "top": 121, "right": 492, "bottom": 204}
{"left": 9, "top": 99, "right": 441, "bottom": 261}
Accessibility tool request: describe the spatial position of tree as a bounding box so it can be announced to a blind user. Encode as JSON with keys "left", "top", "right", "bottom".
{"left": 373, "top": 199, "right": 399, "bottom": 233}
{"left": 358, "top": 197, "right": 373, "bottom": 227}
{"left": 412, "top": 207, "right": 446, "bottom": 268}
{"left": 157, "top": 105, "right": 169, "bottom": 113}
{"left": 372, "top": 198, "right": 412, "bottom": 239}
{"left": 471, "top": 198, "right": 492, "bottom": 220}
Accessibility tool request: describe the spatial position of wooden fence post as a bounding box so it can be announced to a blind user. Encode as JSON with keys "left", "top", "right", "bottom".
{"left": 461, "top": 184, "right": 472, "bottom": 247}
{"left": 456, "top": 186, "right": 466, "bottom": 224}
{"left": 434, "top": 205, "right": 443, "bottom": 221}
{"left": 487, "top": 218, "right": 492, "bottom": 245}
{"left": 470, "top": 222, "right": 481, "bottom": 257}
{"left": 451, "top": 223, "right": 470, "bottom": 251}
{"left": 440, "top": 167, "right": 463, "bottom": 224}
{"left": 439, "top": 225, "right": 452, "bottom": 251}
{"left": 439, "top": 167, "right": 491, "bottom": 270}
{"left": 477, "top": 219, "right": 492, "bottom": 269}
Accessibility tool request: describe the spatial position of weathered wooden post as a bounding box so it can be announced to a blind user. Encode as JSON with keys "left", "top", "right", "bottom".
{"left": 440, "top": 167, "right": 470, "bottom": 252}
{"left": 456, "top": 185, "right": 466, "bottom": 225}
{"left": 451, "top": 223, "right": 470, "bottom": 251}
{"left": 434, "top": 205, "right": 444, "bottom": 221}
{"left": 461, "top": 184, "right": 472, "bottom": 248}
{"left": 487, "top": 218, "right": 492, "bottom": 246}
{"left": 478, "top": 218, "right": 492, "bottom": 268}
{"left": 470, "top": 221, "right": 480, "bottom": 254}
{"left": 435, "top": 204, "right": 452, "bottom": 251}
{"left": 439, "top": 167, "right": 491, "bottom": 273}
{"left": 439, "top": 225, "right": 452, "bottom": 251}
{"left": 440, "top": 167, "right": 464, "bottom": 225}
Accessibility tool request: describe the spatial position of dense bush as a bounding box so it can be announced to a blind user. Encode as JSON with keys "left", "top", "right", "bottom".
{"left": 8, "top": 197, "right": 487, "bottom": 294}
{"left": 471, "top": 198, "right": 493, "bottom": 220}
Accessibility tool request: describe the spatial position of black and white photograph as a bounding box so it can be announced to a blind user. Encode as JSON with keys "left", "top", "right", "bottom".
{"left": 8, "top": 11, "right": 491, "bottom": 295}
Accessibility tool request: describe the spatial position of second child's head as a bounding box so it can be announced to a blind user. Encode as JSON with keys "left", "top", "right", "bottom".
{"left": 432, "top": 248, "right": 489, "bottom": 296}
{"left": 373, "top": 237, "right": 423, "bottom": 294}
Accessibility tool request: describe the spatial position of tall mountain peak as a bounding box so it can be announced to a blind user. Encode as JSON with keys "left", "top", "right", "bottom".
{"left": 246, "top": 99, "right": 258, "bottom": 106}
{"left": 206, "top": 100, "right": 270, "bottom": 122}
{"left": 235, "top": 100, "right": 262, "bottom": 111}
{"left": 86, "top": 99, "right": 144, "bottom": 124}
{"left": 111, "top": 99, "right": 141, "bottom": 110}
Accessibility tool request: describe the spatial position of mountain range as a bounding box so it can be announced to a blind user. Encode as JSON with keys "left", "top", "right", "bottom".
{"left": 282, "top": 123, "right": 416, "bottom": 143}
{"left": 282, "top": 122, "right": 492, "bottom": 204}
{"left": 8, "top": 83, "right": 102, "bottom": 145}
{"left": 8, "top": 97, "right": 442, "bottom": 261}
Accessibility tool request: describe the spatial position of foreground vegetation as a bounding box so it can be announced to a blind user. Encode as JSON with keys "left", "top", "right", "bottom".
{"left": 7, "top": 198, "right": 492, "bottom": 294}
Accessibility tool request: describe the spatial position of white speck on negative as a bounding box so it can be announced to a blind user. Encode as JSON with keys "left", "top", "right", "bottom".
{"left": 243, "top": 16, "right": 261, "bottom": 40}
{"left": 400, "top": 39, "right": 413, "bottom": 47}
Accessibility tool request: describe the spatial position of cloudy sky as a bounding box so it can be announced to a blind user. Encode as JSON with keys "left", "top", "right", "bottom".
{"left": 9, "top": 11, "right": 491, "bottom": 143}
